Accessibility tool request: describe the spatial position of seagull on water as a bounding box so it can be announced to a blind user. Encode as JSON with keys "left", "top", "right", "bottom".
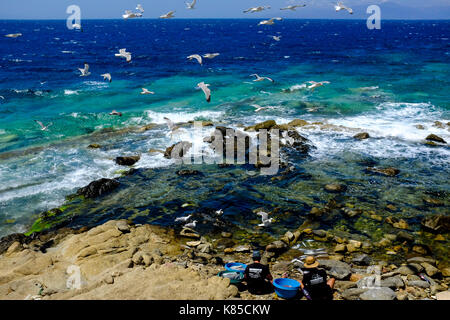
{"left": 196, "top": 82, "right": 211, "bottom": 102}
{"left": 185, "top": 0, "right": 197, "bottom": 9}
{"left": 243, "top": 6, "right": 270, "bottom": 13}
{"left": 335, "top": 2, "right": 353, "bottom": 14}
{"left": 258, "top": 17, "right": 282, "bottom": 26}
{"left": 115, "top": 48, "right": 131, "bottom": 62}
{"left": 109, "top": 110, "right": 122, "bottom": 116}
{"left": 187, "top": 54, "right": 203, "bottom": 65}
{"left": 78, "top": 63, "right": 90, "bottom": 76}
{"left": 5, "top": 33, "right": 22, "bottom": 38}
{"left": 250, "top": 74, "right": 274, "bottom": 83}
{"left": 203, "top": 53, "right": 220, "bottom": 59}
{"left": 280, "top": 4, "right": 306, "bottom": 11}
{"left": 175, "top": 214, "right": 192, "bottom": 222}
{"left": 269, "top": 35, "right": 281, "bottom": 41}
{"left": 307, "top": 81, "right": 330, "bottom": 92}
{"left": 160, "top": 11, "right": 175, "bottom": 19}
{"left": 34, "top": 120, "right": 53, "bottom": 131}
{"left": 251, "top": 104, "right": 276, "bottom": 113}
{"left": 101, "top": 73, "right": 112, "bottom": 82}
{"left": 141, "top": 88, "right": 155, "bottom": 95}
{"left": 184, "top": 220, "right": 197, "bottom": 229}
{"left": 256, "top": 211, "right": 273, "bottom": 227}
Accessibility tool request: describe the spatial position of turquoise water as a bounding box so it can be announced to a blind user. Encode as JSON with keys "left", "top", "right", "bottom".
{"left": 0, "top": 19, "right": 449, "bottom": 237}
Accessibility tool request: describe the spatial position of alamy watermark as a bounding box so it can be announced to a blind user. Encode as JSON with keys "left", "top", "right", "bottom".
{"left": 367, "top": 5, "right": 381, "bottom": 30}
{"left": 66, "top": 5, "right": 81, "bottom": 30}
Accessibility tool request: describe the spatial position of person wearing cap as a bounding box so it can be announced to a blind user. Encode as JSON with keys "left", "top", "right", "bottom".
{"left": 299, "top": 256, "right": 335, "bottom": 300}
{"left": 244, "top": 250, "right": 273, "bottom": 295}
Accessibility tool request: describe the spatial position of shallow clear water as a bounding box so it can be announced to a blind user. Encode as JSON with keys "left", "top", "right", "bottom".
{"left": 0, "top": 19, "right": 449, "bottom": 237}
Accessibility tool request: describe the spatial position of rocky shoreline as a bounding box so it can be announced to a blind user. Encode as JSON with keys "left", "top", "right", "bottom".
{"left": 0, "top": 118, "right": 448, "bottom": 300}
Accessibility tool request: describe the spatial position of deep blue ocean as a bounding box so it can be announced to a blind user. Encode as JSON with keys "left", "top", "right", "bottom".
{"left": 0, "top": 19, "right": 449, "bottom": 237}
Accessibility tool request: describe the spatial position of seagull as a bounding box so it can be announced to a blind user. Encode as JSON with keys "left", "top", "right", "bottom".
{"left": 187, "top": 54, "right": 203, "bottom": 65}
{"left": 243, "top": 6, "right": 270, "bottom": 13}
{"left": 269, "top": 35, "right": 281, "bottom": 41}
{"left": 215, "top": 209, "right": 223, "bottom": 216}
{"left": 250, "top": 74, "right": 274, "bottom": 83}
{"left": 141, "top": 88, "right": 155, "bottom": 95}
{"left": 196, "top": 82, "right": 211, "bottom": 102}
{"left": 34, "top": 120, "right": 53, "bottom": 131}
{"left": 136, "top": 4, "right": 144, "bottom": 13}
{"left": 203, "top": 53, "right": 220, "bottom": 59}
{"left": 256, "top": 211, "right": 273, "bottom": 227}
{"left": 258, "top": 17, "right": 282, "bottom": 26}
{"left": 78, "top": 63, "right": 90, "bottom": 76}
{"left": 115, "top": 48, "right": 131, "bottom": 62}
{"left": 184, "top": 220, "right": 197, "bottom": 229}
{"left": 175, "top": 214, "right": 192, "bottom": 222}
{"left": 280, "top": 4, "right": 306, "bottom": 11}
{"left": 71, "top": 23, "right": 82, "bottom": 31}
{"left": 0, "top": 96, "right": 4, "bottom": 100}
{"left": 335, "top": 2, "right": 353, "bottom": 14}
{"left": 307, "top": 81, "right": 330, "bottom": 92}
{"left": 160, "top": 11, "right": 175, "bottom": 19}
{"left": 5, "top": 33, "right": 22, "bottom": 38}
{"left": 185, "top": 0, "right": 197, "bottom": 9}
{"left": 163, "top": 117, "right": 181, "bottom": 137}
{"left": 109, "top": 110, "right": 122, "bottom": 116}
{"left": 101, "top": 73, "right": 111, "bottom": 82}
{"left": 251, "top": 104, "right": 276, "bottom": 112}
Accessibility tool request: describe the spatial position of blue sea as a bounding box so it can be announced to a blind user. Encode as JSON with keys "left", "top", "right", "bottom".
{"left": 0, "top": 19, "right": 449, "bottom": 238}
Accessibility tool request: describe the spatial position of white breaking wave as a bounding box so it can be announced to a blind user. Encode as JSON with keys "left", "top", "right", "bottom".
{"left": 64, "top": 89, "right": 79, "bottom": 95}
{"left": 145, "top": 110, "right": 225, "bottom": 124}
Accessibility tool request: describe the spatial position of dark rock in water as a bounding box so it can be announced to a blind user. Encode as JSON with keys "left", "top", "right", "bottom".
{"left": 176, "top": 169, "right": 200, "bottom": 176}
{"left": 164, "top": 141, "right": 192, "bottom": 159}
{"left": 366, "top": 167, "right": 400, "bottom": 177}
{"left": 284, "top": 130, "right": 312, "bottom": 154}
{"left": 397, "top": 230, "right": 414, "bottom": 242}
{"left": 318, "top": 259, "right": 351, "bottom": 280}
{"left": 352, "top": 254, "right": 372, "bottom": 266}
{"left": 421, "top": 215, "right": 450, "bottom": 233}
{"left": 76, "top": 178, "right": 120, "bottom": 198}
{"left": 288, "top": 119, "right": 308, "bottom": 127}
{"left": 0, "top": 233, "right": 26, "bottom": 254}
{"left": 265, "top": 240, "right": 288, "bottom": 253}
{"left": 353, "top": 132, "right": 370, "bottom": 140}
{"left": 245, "top": 120, "right": 277, "bottom": 131}
{"left": 324, "top": 183, "right": 347, "bottom": 193}
{"left": 360, "top": 287, "right": 396, "bottom": 300}
{"left": 415, "top": 124, "right": 425, "bottom": 130}
{"left": 88, "top": 144, "right": 101, "bottom": 149}
{"left": 115, "top": 155, "right": 140, "bottom": 166}
{"left": 426, "top": 134, "right": 446, "bottom": 144}
{"left": 423, "top": 197, "right": 444, "bottom": 206}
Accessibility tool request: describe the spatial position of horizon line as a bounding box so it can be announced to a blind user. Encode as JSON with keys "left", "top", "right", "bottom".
{"left": 1, "top": 18, "right": 449, "bottom": 21}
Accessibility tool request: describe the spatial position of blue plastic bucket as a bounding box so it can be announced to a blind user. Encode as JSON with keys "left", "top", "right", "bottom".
{"left": 273, "top": 278, "right": 300, "bottom": 299}
{"left": 225, "top": 262, "right": 247, "bottom": 273}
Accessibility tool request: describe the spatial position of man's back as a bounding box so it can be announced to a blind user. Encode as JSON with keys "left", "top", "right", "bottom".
{"left": 301, "top": 268, "right": 332, "bottom": 300}
{"left": 244, "top": 262, "right": 271, "bottom": 294}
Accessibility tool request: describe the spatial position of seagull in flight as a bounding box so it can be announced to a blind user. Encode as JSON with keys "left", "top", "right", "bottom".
{"left": 307, "top": 81, "right": 330, "bottom": 92}
{"left": 5, "top": 33, "right": 22, "bottom": 38}
{"left": 122, "top": 10, "right": 141, "bottom": 19}
{"left": 109, "top": 110, "right": 122, "bottom": 116}
{"left": 196, "top": 82, "right": 211, "bottom": 102}
{"left": 335, "top": 2, "right": 353, "bottom": 14}
{"left": 251, "top": 104, "right": 276, "bottom": 112}
{"left": 34, "top": 120, "right": 53, "bottom": 131}
{"left": 141, "top": 88, "right": 155, "bottom": 95}
{"left": 258, "top": 17, "right": 283, "bottom": 26}
{"left": 175, "top": 214, "right": 192, "bottom": 222}
{"left": 269, "top": 35, "right": 281, "bottom": 41}
{"left": 163, "top": 117, "right": 182, "bottom": 137}
{"left": 136, "top": 4, "right": 144, "bottom": 13}
{"left": 256, "top": 211, "right": 273, "bottom": 227}
{"left": 203, "top": 53, "right": 220, "bottom": 59}
{"left": 101, "top": 73, "right": 111, "bottom": 82}
{"left": 160, "top": 11, "right": 176, "bottom": 19}
{"left": 78, "top": 63, "right": 90, "bottom": 76}
{"left": 185, "top": 0, "right": 197, "bottom": 9}
{"left": 250, "top": 74, "right": 274, "bottom": 83}
{"left": 280, "top": 4, "right": 306, "bottom": 11}
{"left": 187, "top": 54, "right": 203, "bottom": 65}
{"left": 115, "top": 48, "right": 131, "bottom": 62}
{"left": 215, "top": 209, "right": 223, "bottom": 216}
{"left": 243, "top": 6, "right": 270, "bottom": 13}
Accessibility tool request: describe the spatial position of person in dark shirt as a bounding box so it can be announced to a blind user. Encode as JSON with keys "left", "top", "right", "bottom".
{"left": 244, "top": 250, "right": 273, "bottom": 295}
{"left": 300, "top": 256, "right": 335, "bottom": 300}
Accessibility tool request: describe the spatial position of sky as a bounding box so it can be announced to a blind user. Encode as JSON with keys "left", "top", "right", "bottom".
{"left": 0, "top": 0, "right": 449, "bottom": 19}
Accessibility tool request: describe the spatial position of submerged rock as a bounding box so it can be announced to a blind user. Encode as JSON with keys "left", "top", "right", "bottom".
{"left": 324, "top": 183, "right": 347, "bottom": 193}
{"left": 88, "top": 144, "right": 102, "bottom": 149}
{"left": 421, "top": 215, "right": 450, "bottom": 233}
{"left": 176, "top": 169, "right": 200, "bottom": 176}
{"left": 76, "top": 178, "right": 120, "bottom": 198}
{"left": 366, "top": 167, "right": 400, "bottom": 177}
{"left": 353, "top": 132, "right": 370, "bottom": 140}
{"left": 115, "top": 155, "right": 140, "bottom": 166}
